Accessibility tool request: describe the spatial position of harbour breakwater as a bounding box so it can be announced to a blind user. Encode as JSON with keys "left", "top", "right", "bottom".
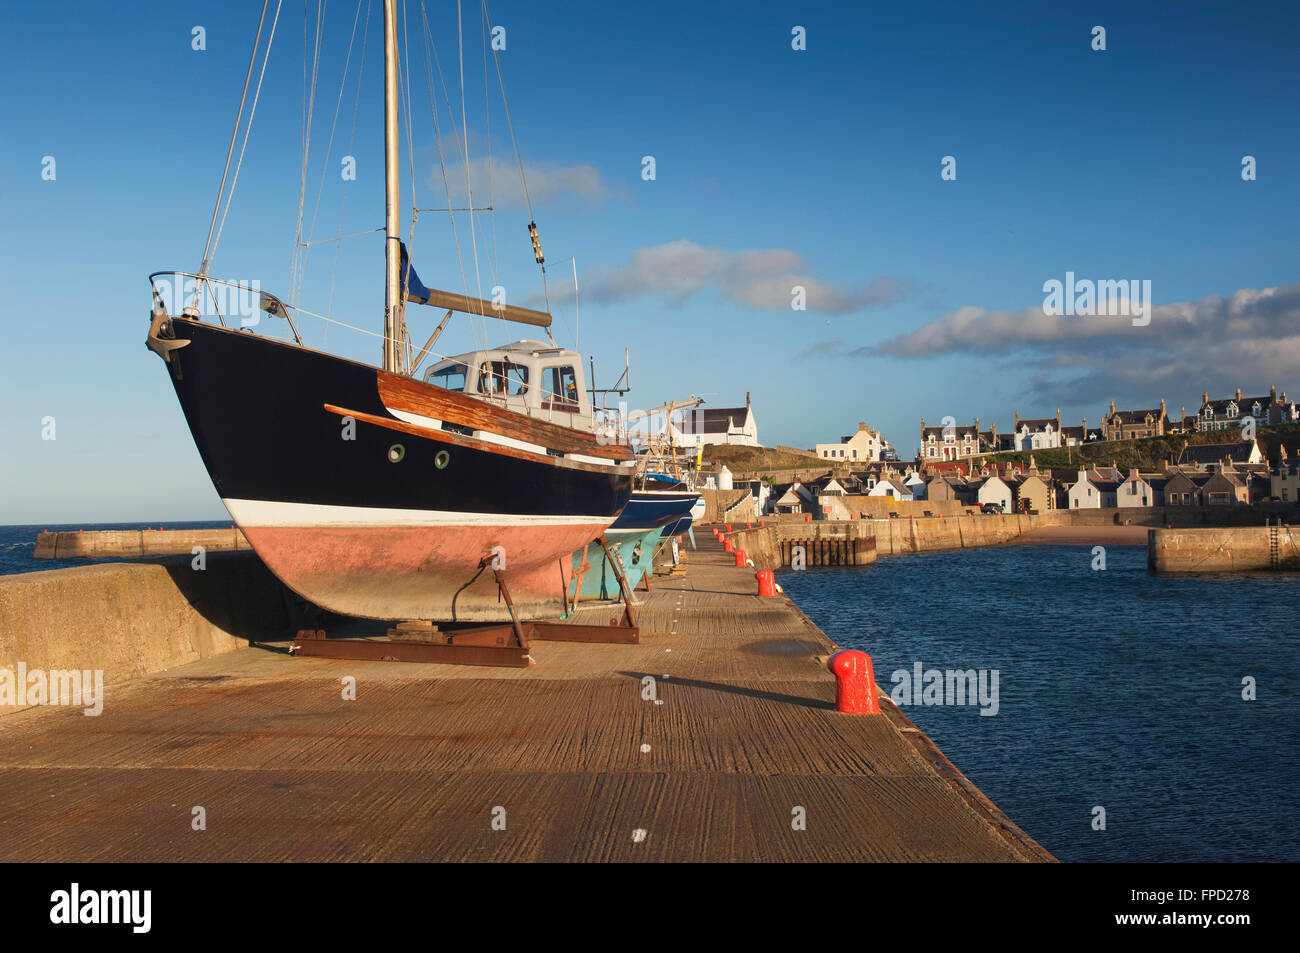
{"left": 720, "top": 514, "right": 1038, "bottom": 570}
{"left": 1148, "top": 526, "right": 1300, "bottom": 573}
{"left": 34, "top": 526, "right": 250, "bottom": 559}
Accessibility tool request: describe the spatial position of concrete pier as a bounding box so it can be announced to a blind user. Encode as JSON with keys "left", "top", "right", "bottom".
{"left": 0, "top": 538, "right": 1050, "bottom": 862}
{"left": 1148, "top": 525, "right": 1300, "bottom": 573}
{"left": 34, "top": 527, "right": 250, "bottom": 559}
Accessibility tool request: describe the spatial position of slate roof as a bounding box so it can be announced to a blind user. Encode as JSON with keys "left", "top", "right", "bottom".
{"left": 1107, "top": 407, "right": 1163, "bottom": 424}
{"left": 1178, "top": 442, "right": 1259, "bottom": 466}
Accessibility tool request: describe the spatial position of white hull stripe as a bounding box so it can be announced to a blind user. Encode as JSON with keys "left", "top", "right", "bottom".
{"left": 223, "top": 498, "right": 613, "bottom": 528}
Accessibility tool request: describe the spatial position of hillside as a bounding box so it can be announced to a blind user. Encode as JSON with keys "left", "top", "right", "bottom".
{"left": 704, "top": 444, "right": 822, "bottom": 474}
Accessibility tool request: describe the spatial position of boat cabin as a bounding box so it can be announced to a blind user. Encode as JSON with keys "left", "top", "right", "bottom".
{"left": 424, "top": 340, "right": 594, "bottom": 429}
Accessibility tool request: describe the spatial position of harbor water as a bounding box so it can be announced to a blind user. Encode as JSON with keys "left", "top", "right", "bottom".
{"left": 778, "top": 543, "right": 1300, "bottom": 863}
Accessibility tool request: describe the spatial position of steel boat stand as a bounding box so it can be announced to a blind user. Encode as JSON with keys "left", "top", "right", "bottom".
{"left": 288, "top": 538, "right": 639, "bottom": 668}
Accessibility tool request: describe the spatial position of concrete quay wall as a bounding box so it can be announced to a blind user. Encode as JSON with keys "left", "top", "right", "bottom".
{"left": 0, "top": 553, "right": 291, "bottom": 717}
{"left": 34, "top": 527, "right": 250, "bottom": 559}
{"left": 1148, "top": 526, "right": 1300, "bottom": 573}
{"left": 718, "top": 513, "right": 1042, "bottom": 569}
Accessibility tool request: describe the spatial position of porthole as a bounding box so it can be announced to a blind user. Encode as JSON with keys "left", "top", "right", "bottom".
{"left": 434, "top": 450, "right": 450, "bottom": 469}
{"left": 388, "top": 444, "right": 405, "bottom": 463}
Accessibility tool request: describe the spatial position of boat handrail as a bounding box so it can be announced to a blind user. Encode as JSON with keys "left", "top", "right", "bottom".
{"left": 148, "top": 271, "right": 303, "bottom": 346}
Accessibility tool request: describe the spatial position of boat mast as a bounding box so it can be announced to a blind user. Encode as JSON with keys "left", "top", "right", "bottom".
{"left": 382, "top": 0, "right": 401, "bottom": 372}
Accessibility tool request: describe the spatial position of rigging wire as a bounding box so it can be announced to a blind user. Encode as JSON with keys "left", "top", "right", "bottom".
{"left": 210, "top": 0, "right": 285, "bottom": 281}
{"left": 456, "top": 0, "right": 491, "bottom": 350}
{"left": 288, "top": 0, "right": 328, "bottom": 313}
{"left": 325, "top": 0, "right": 374, "bottom": 346}
{"left": 479, "top": 0, "right": 500, "bottom": 305}
{"left": 197, "top": 0, "right": 270, "bottom": 296}
{"left": 481, "top": 0, "right": 556, "bottom": 345}
{"left": 417, "top": 1, "right": 486, "bottom": 353}
{"left": 299, "top": 0, "right": 367, "bottom": 318}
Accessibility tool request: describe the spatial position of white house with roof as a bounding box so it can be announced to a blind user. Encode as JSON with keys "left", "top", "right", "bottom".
{"left": 667, "top": 394, "right": 759, "bottom": 447}
{"left": 867, "top": 477, "right": 913, "bottom": 501}
{"left": 974, "top": 475, "right": 1012, "bottom": 512}
{"left": 1068, "top": 469, "right": 1119, "bottom": 508}
{"left": 1117, "top": 469, "right": 1156, "bottom": 507}
{"left": 1010, "top": 411, "right": 1064, "bottom": 451}
{"left": 904, "top": 470, "right": 927, "bottom": 500}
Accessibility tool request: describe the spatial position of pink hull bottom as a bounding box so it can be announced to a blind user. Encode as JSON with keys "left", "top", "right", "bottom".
{"left": 241, "top": 522, "right": 607, "bottom": 622}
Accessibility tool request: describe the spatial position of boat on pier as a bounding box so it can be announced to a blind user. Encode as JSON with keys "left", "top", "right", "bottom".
{"left": 145, "top": 1, "right": 634, "bottom": 622}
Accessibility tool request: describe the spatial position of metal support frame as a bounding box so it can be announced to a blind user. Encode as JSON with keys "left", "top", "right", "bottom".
{"left": 531, "top": 535, "right": 639, "bottom": 644}
{"left": 288, "top": 538, "right": 639, "bottom": 666}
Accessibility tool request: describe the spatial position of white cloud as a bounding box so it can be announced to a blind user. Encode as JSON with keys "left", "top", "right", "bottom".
{"left": 427, "top": 155, "right": 616, "bottom": 208}
{"left": 864, "top": 281, "right": 1300, "bottom": 404}
{"left": 578, "top": 239, "right": 908, "bottom": 313}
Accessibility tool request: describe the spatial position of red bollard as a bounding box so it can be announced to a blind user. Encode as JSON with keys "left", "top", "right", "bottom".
{"left": 804, "top": 514, "right": 811, "bottom": 523}
{"left": 745, "top": 522, "right": 751, "bottom": 529}
{"left": 734, "top": 548, "right": 747, "bottom": 567}
{"left": 725, "top": 523, "right": 732, "bottom": 533}
{"left": 755, "top": 569, "right": 776, "bottom": 596}
{"left": 759, "top": 520, "right": 765, "bottom": 527}
{"left": 827, "top": 650, "right": 880, "bottom": 714}
{"left": 723, "top": 538, "right": 733, "bottom": 553}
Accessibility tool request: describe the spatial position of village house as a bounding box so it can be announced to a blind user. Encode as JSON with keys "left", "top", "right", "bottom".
{"left": 920, "top": 418, "right": 983, "bottom": 461}
{"left": 926, "top": 472, "right": 976, "bottom": 505}
{"left": 669, "top": 393, "right": 758, "bottom": 447}
{"left": 1068, "top": 469, "right": 1119, "bottom": 508}
{"left": 770, "top": 481, "right": 813, "bottom": 515}
{"left": 1006, "top": 457, "right": 1053, "bottom": 511}
{"left": 972, "top": 474, "right": 1013, "bottom": 513}
{"left": 1010, "top": 410, "right": 1063, "bottom": 451}
{"left": 904, "top": 470, "right": 928, "bottom": 500}
{"left": 1196, "top": 386, "right": 1298, "bottom": 431}
{"left": 815, "top": 422, "right": 887, "bottom": 463}
{"left": 1163, "top": 469, "right": 1207, "bottom": 507}
{"left": 1201, "top": 467, "right": 1251, "bottom": 505}
{"left": 1102, "top": 399, "right": 1168, "bottom": 441}
{"left": 977, "top": 424, "right": 1014, "bottom": 454}
{"left": 1178, "top": 439, "right": 1265, "bottom": 467}
{"left": 1059, "top": 419, "right": 1099, "bottom": 446}
{"left": 1117, "top": 469, "right": 1158, "bottom": 507}
{"left": 867, "top": 477, "right": 913, "bottom": 501}
{"left": 1271, "top": 451, "right": 1300, "bottom": 502}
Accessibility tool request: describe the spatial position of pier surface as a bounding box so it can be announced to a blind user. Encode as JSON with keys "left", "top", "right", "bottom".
{"left": 0, "top": 535, "right": 1050, "bottom": 862}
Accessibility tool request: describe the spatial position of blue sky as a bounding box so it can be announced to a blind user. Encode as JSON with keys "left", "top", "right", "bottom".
{"left": 3, "top": 0, "right": 1299, "bottom": 522}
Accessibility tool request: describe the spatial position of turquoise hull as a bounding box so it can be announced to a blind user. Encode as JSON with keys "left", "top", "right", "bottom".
{"left": 570, "top": 527, "right": 665, "bottom": 601}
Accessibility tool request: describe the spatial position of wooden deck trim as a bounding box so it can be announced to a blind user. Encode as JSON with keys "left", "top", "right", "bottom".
{"left": 377, "top": 371, "right": 631, "bottom": 461}
{"left": 323, "top": 403, "right": 631, "bottom": 476}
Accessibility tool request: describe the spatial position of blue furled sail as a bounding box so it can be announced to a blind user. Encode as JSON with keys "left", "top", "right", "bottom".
{"left": 398, "top": 241, "right": 433, "bottom": 305}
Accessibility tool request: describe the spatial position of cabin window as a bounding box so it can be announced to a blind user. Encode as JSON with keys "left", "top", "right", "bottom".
{"left": 477, "top": 360, "right": 529, "bottom": 397}
{"left": 426, "top": 361, "right": 469, "bottom": 391}
{"left": 545, "top": 365, "right": 579, "bottom": 405}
